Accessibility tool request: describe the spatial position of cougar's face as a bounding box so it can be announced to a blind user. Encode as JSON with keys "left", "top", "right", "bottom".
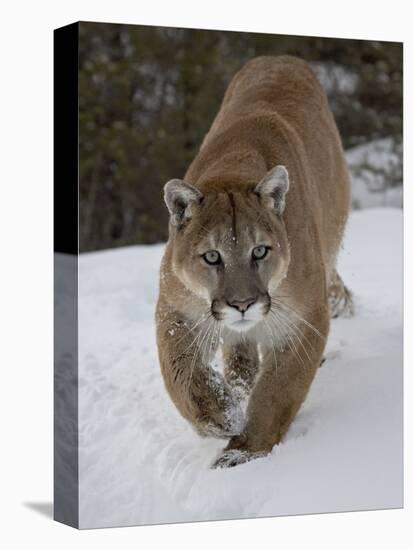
{"left": 171, "top": 190, "right": 290, "bottom": 333}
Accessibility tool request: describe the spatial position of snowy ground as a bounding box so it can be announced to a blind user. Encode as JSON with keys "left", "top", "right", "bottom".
{"left": 77, "top": 208, "right": 403, "bottom": 529}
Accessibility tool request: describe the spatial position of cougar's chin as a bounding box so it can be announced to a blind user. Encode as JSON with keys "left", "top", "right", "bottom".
{"left": 226, "top": 318, "right": 258, "bottom": 333}
{"left": 222, "top": 302, "right": 265, "bottom": 333}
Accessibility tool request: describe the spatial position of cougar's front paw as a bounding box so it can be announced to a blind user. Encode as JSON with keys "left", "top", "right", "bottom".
{"left": 211, "top": 432, "right": 271, "bottom": 468}
{"left": 197, "top": 400, "right": 245, "bottom": 439}
{"left": 211, "top": 448, "right": 267, "bottom": 469}
{"left": 194, "top": 368, "right": 245, "bottom": 439}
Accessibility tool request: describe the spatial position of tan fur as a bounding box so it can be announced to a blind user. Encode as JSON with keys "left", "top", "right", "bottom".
{"left": 156, "top": 56, "right": 353, "bottom": 468}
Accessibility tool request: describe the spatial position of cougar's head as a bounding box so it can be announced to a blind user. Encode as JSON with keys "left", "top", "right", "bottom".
{"left": 164, "top": 166, "right": 290, "bottom": 333}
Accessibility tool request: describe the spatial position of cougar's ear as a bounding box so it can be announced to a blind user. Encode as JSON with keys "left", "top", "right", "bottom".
{"left": 254, "top": 165, "right": 290, "bottom": 215}
{"left": 164, "top": 179, "right": 203, "bottom": 226}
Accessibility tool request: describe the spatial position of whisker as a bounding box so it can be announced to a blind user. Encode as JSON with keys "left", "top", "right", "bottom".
{"left": 271, "top": 298, "right": 325, "bottom": 341}
{"left": 201, "top": 320, "right": 214, "bottom": 387}
{"left": 174, "top": 311, "right": 210, "bottom": 347}
{"left": 269, "top": 310, "right": 308, "bottom": 368}
{"left": 178, "top": 314, "right": 211, "bottom": 357}
{"left": 195, "top": 318, "right": 213, "bottom": 363}
{"left": 202, "top": 318, "right": 216, "bottom": 367}
{"left": 263, "top": 320, "right": 279, "bottom": 378}
{"left": 207, "top": 320, "right": 220, "bottom": 387}
{"left": 186, "top": 318, "right": 213, "bottom": 392}
{"left": 268, "top": 314, "right": 305, "bottom": 368}
{"left": 273, "top": 308, "right": 314, "bottom": 361}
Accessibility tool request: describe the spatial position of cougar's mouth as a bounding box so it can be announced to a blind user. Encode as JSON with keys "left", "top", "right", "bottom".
{"left": 223, "top": 303, "right": 264, "bottom": 332}
{"left": 211, "top": 294, "right": 272, "bottom": 332}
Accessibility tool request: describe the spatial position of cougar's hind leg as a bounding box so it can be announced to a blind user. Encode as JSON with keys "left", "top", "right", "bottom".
{"left": 328, "top": 269, "right": 354, "bottom": 318}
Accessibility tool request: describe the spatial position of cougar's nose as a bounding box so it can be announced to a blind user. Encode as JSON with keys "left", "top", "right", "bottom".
{"left": 227, "top": 297, "right": 256, "bottom": 313}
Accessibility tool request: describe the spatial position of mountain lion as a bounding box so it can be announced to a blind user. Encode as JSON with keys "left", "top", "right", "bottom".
{"left": 156, "top": 56, "right": 353, "bottom": 468}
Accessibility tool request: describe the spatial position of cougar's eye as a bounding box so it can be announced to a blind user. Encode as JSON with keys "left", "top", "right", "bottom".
{"left": 252, "top": 245, "right": 269, "bottom": 260}
{"left": 203, "top": 250, "right": 221, "bottom": 265}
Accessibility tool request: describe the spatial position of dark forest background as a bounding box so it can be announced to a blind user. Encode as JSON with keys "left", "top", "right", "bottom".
{"left": 78, "top": 22, "right": 402, "bottom": 252}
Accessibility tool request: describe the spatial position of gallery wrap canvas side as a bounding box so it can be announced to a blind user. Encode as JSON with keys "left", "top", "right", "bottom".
{"left": 54, "top": 22, "right": 79, "bottom": 529}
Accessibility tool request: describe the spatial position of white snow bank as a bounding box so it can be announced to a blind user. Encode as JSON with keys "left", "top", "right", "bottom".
{"left": 346, "top": 139, "right": 403, "bottom": 209}
{"left": 77, "top": 209, "right": 403, "bottom": 528}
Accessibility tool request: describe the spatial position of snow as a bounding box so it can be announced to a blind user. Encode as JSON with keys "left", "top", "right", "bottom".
{"left": 75, "top": 208, "right": 402, "bottom": 529}
{"left": 346, "top": 139, "right": 403, "bottom": 209}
